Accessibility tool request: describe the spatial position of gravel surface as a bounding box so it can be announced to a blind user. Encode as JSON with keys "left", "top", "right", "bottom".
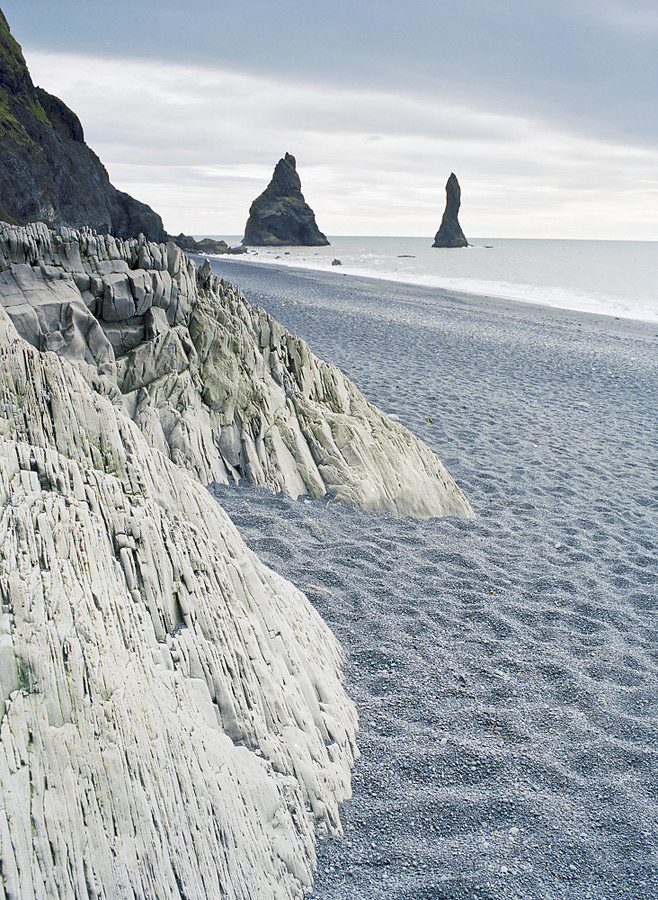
{"left": 207, "top": 258, "right": 658, "bottom": 900}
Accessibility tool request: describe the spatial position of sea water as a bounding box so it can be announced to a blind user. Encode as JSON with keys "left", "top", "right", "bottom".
{"left": 207, "top": 236, "right": 658, "bottom": 324}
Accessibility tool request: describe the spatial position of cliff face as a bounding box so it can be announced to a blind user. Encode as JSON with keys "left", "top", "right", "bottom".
{"left": 242, "top": 153, "right": 329, "bottom": 247}
{"left": 0, "top": 222, "right": 472, "bottom": 519}
{"left": 432, "top": 173, "right": 468, "bottom": 248}
{"left": 0, "top": 12, "right": 166, "bottom": 241}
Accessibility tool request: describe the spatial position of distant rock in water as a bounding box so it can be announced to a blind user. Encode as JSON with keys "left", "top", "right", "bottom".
{"left": 173, "top": 233, "right": 229, "bottom": 253}
{"left": 242, "top": 153, "right": 329, "bottom": 247}
{"left": 432, "top": 173, "right": 468, "bottom": 248}
{"left": 171, "top": 233, "right": 248, "bottom": 255}
{"left": 0, "top": 10, "right": 166, "bottom": 241}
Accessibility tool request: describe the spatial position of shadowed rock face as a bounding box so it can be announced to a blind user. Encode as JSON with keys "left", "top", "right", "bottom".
{"left": 432, "top": 173, "right": 468, "bottom": 248}
{"left": 242, "top": 153, "right": 329, "bottom": 247}
{"left": 0, "top": 11, "right": 166, "bottom": 241}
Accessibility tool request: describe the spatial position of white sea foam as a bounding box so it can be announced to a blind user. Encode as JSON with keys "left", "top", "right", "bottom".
{"left": 210, "top": 236, "right": 658, "bottom": 324}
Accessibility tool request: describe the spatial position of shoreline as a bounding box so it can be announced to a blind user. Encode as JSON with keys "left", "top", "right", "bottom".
{"left": 201, "top": 255, "right": 657, "bottom": 338}
{"left": 206, "top": 258, "right": 658, "bottom": 899}
{"left": 203, "top": 239, "right": 658, "bottom": 326}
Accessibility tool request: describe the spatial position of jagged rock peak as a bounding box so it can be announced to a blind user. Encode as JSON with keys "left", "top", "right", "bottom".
{"left": 0, "top": 221, "right": 473, "bottom": 520}
{"left": 242, "top": 153, "right": 330, "bottom": 247}
{"left": 0, "top": 10, "right": 166, "bottom": 241}
{"left": 432, "top": 172, "right": 468, "bottom": 248}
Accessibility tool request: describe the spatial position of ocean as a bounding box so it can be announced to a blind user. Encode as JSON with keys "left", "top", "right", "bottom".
{"left": 207, "top": 236, "right": 658, "bottom": 324}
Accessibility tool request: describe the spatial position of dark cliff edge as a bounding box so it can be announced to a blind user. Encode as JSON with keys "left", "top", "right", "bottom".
{"left": 0, "top": 10, "right": 166, "bottom": 241}
{"left": 242, "top": 153, "right": 329, "bottom": 247}
{"left": 432, "top": 173, "right": 468, "bottom": 248}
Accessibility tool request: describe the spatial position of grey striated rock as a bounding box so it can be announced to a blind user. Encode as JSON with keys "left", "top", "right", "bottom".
{"left": 0, "top": 300, "right": 357, "bottom": 899}
{"left": 0, "top": 11, "right": 166, "bottom": 241}
{"left": 0, "top": 222, "right": 473, "bottom": 519}
{"left": 242, "top": 154, "right": 329, "bottom": 247}
{"left": 432, "top": 173, "right": 468, "bottom": 248}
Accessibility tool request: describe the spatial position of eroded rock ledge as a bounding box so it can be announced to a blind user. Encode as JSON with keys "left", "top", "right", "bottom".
{"left": 0, "top": 221, "right": 473, "bottom": 519}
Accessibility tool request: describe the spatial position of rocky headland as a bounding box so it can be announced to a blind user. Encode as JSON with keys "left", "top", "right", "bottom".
{"left": 432, "top": 172, "right": 468, "bottom": 248}
{"left": 0, "top": 13, "right": 166, "bottom": 242}
{"left": 0, "top": 11, "right": 474, "bottom": 897}
{"left": 242, "top": 153, "right": 329, "bottom": 247}
{"left": 0, "top": 267, "right": 357, "bottom": 900}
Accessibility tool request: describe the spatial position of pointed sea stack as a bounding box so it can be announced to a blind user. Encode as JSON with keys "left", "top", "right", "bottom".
{"left": 242, "top": 153, "right": 329, "bottom": 246}
{"left": 432, "top": 173, "right": 468, "bottom": 248}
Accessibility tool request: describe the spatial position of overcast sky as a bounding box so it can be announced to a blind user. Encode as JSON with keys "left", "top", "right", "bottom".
{"left": 4, "top": 0, "right": 658, "bottom": 238}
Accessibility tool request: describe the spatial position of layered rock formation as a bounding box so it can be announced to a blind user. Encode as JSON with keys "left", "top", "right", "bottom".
{"left": 0, "top": 300, "right": 357, "bottom": 899}
{"left": 432, "top": 173, "right": 468, "bottom": 248}
{"left": 0, "top": 221, "right": 472, "bottom": 896}
{"left": 0, "top": 11, "right": 166, "bottom": 241}
{"left": 0, "top": 222, "right": 472, "bottom": 519}
{"left": 242, "top": 154, "right": 329, "bottom": 247}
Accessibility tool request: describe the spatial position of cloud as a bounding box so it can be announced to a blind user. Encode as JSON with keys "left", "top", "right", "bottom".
{"left": 8, "top": 0, "right": 658, "bottom": 150}
{"left": 578, "top": 0, "right": 658, "bottom": 33}
{"left": 24, "top": 49, "right": 658, "bottom": 239}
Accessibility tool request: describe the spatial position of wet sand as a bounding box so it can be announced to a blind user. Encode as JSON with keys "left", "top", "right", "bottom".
{"left": 207, "top": 258, "right": 658, "bottom": 900}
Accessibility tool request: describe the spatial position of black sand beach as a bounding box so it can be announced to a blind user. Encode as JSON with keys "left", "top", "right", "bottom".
{"left": 207, "top": 259, "right": 658, "bottom": 900}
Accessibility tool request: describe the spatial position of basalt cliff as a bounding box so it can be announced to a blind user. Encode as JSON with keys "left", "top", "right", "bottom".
{"left": 242, "top": 154, "right": 329, "bottom": 247}
{"left": 0, "top": 220, "right": 471, "bottom": 898}
{"left": 432, "top": 173, "right": 468, "bottom": 249}
{"left": 0, "top": 11, "right": 166, "bottom": 241}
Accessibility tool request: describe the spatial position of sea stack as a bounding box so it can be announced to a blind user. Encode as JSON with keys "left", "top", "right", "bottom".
{"left": 242, "top": 153, "right": 329, "bottom": 246}
{"left": 432, "top": 173, "right": 468, "bottom": 248}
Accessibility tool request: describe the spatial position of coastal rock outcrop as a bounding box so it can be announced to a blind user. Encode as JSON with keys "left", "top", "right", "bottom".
{"left": 0, "top": 221, "right": 472, "bottom": 519}
{"left": 432, "top": 173, "right": 468, "bottom": 248}
{"left": 171, "top": 233, "right": 248, "bottom": 256}
{"left": 0, "top": 11, "right": 166, "bottom": 241}
{"left": 242, "top": 154, "right": 329, "bottom": 247}
{"left": 0, "top": 300, "right": 357, "bottom": 899}
{"left": 0, "top": 219, "right": 473, "bottom": 895}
